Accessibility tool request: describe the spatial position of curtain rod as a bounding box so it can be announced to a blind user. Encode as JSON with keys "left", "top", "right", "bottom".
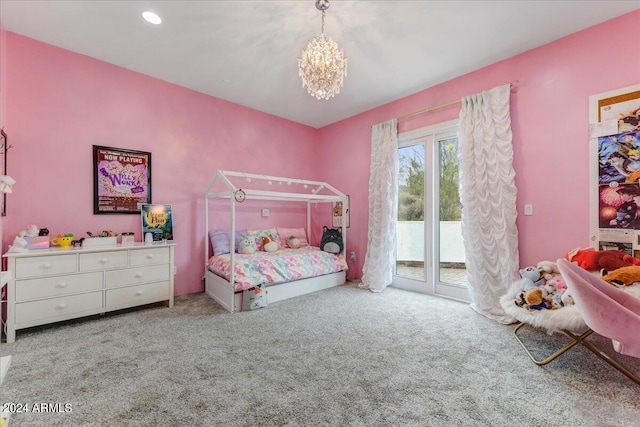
{"left": 397, "top": 81, "right": 518, "bottom": 122}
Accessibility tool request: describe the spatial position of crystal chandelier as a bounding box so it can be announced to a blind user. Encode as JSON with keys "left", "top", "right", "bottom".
{"left": 298, "top": 0, "right": 348, "bottom": 100}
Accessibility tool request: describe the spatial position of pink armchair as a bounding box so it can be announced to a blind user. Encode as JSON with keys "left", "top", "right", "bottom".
{"left": 557, "top": 258, "right": 640, "bottom": 384}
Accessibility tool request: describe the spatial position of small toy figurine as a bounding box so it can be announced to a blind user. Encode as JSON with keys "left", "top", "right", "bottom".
{"left": 71, "top": 238, "right": 85, "bottom": 247}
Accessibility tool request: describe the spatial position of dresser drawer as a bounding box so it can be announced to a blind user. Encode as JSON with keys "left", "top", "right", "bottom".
{"left": 105, "top": 264, "right": 170, "bottom": 288}
{"left": 15, "top": 254, "right": 77, "bottom": 279}
{"left": 79, "top": 251, "right": 128, "bottom": 271}
{"left": 105, "top": 281, "right": 170, "bottom": 309}
{"left": 16, "top": 272, "right": 103, "bottom": 301}
{"left": 15, "top": 291, "right": 103, "bottom": 326}
{"left": 130, "top": 247, "right": 170, "bottom": 266}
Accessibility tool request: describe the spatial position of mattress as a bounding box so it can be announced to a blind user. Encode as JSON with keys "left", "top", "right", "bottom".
{"left": 207, "top": 246, "right": 348, "bottom": 291}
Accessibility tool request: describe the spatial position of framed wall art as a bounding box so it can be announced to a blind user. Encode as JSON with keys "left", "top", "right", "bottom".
{"left": 93, "top": 145, "right": 151, "bottom": 214}
{"left": 332, "top": 195, "right": 350, "bottom": 228}
{"left": 588, "top": 84, "right": 640, "bottom": 254}
{"left": 141, "top": 204, "right": 173, "bottom": 241}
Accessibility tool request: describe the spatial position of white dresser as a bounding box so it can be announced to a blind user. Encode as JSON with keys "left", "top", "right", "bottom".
{"left": 3, "top": 242, "right": 175, "bottom": 343}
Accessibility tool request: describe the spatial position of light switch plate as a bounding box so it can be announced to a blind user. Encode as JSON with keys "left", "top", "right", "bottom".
{"left": 261, "top": 208, "right": 269, "bottom": 217}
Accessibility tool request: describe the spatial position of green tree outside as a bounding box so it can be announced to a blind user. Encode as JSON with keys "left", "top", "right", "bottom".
{"left": 439, "top": 138, "right": 462, "bottom": 221}
{"left": 398, "top": 146, "right": 424, "bottom": 221}
{"left": 398, "top": 139, "right": 461, "bottom": 222}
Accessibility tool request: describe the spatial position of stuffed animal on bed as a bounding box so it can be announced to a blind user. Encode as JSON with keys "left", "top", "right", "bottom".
{"left": 238, "top": 236, "right": 256, "bottom": 254}
{"left": 564, "top": 247, "right": 640, "bottom": 271}
{"left": 287, "top": 236, "right": 301, "bottom": 249}
{"left": 320, "top": 226, "right": 343, "bottom": 254}
{"left": 262, "top": 235, "right": 279, "bottom": 252}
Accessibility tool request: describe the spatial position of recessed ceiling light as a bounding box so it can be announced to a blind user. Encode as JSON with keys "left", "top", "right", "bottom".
{"left": 142, "top": 11, "right": 162, "bottom": 25}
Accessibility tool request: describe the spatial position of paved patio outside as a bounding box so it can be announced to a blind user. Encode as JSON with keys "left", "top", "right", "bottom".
{"left": 396, "top": 262, "right": 467, "bottom": 286}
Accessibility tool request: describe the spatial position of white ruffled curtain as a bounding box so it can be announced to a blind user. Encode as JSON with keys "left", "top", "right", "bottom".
{"left": 458, "top": 84, "right": 519, "bottom": 324}
{"left": 360, "top": 119, "right": 398, "bottom": 292}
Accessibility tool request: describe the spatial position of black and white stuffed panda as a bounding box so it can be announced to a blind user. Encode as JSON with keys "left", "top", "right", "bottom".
{"left": 320, "top": 226, "right": 343, "bottom": 254}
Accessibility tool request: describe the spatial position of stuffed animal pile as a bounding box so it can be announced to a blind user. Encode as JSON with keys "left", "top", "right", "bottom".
{"left": 8, "top": 224, "right": 49, "bottom": 253}
{"left": 513, "top": 260, "right": 573, "bottom": 311}
{"left": 514, "top": 248, "right": 640, "bottom": 311}
{"left": 564, "top": 247, "right": 640, "bottom": 286}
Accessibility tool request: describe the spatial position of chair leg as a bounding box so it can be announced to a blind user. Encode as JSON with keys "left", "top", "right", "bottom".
{"left": 512, "top": 322, "right": 640, "bottom": 385}
{"left": 512, "top": 322, "right": 593, "bottom": 366}
{"left": 564, "top": 330, "right": 640, "bottom": 385}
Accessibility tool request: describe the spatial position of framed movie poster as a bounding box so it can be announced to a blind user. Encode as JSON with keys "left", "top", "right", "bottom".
{"left": 93, "top": 145, "right": 151, "bottom": 214}
{"left": 141, "top": 204, "right": 173, "bottom": 241}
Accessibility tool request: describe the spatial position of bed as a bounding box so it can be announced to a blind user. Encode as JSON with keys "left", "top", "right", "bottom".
{"left": 204, "top": 170, "right": 349, "bottom": 312}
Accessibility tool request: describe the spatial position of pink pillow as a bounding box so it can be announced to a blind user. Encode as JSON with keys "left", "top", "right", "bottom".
{"left": 277, "top": 227, "right": 309, "bottom": 248}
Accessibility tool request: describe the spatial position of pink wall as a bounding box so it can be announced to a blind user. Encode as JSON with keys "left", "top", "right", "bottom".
{"left": 3, "top": 10, "right": 639, "bottom": 295}
{"left": 3, "top": 33, "right": 323, "bottom": 295}
{"left": 319, "top": 10, "right": 640, "bottom": 275}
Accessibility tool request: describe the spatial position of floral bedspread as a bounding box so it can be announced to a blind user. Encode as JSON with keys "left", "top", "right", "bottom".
{"left": 207, "top": 246, "right": 348, "bottom": 291}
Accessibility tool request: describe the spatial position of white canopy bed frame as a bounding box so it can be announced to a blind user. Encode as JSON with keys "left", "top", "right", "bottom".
{"left": 204, "top": 170, "right": 348, "bottom": 312}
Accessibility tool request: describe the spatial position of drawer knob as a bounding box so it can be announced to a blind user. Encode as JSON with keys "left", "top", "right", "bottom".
{"left": 56, "top": 282, "right": 67, "bottom": 288}
{"left": 55, "top": 303, "right": 67, "bottom": 309}
{"left": 134, "top": 272, "right": 144, "bottom": 278}
{"left": 99, "top": 258, "right": 109, "bottom": 264}
{"left": 41, "top": 263, "right": 53, "bottom": 269}
{"left": 146, "top": 254, "right": 154, "bottom": 259}
{"left": 135, "top": 290, "right": 143, "bottom": 296}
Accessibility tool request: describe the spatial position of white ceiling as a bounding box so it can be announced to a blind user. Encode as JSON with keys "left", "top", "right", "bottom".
{"left": 1, "top": 1, "right": 638, "bottom": 128}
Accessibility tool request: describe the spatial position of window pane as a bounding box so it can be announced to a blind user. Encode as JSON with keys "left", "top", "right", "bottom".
{"left": 396, "top": 144, "right": 425, "bottom": 280}
{"left": 437, "top": 137, "right": 466, "bottom": 286}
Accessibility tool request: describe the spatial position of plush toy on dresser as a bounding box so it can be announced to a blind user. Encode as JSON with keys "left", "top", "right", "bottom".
{"left": 7, "top": 235, "right": 28, "bottom": 253}
{"left": 23, "top": 224, "right": 40, "bottom": 237}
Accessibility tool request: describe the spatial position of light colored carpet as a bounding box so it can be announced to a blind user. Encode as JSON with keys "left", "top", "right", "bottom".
{"left": 1, "top": 281, "right": 638, "bottom": 426}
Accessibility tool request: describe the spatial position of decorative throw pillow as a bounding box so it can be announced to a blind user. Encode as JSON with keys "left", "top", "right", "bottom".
{"left": 277, "top": 227, "right": 309, "bottom": 248}
{"left": 209, "top": 230, "right": 231, "bottom": 256}
{"left": 234, "top": 229, "right": 247, "bottom": 251}
{"left": 209, "top": 229, "right": 247, "bottom": 255}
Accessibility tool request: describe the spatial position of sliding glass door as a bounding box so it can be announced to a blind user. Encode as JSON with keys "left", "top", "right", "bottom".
{"left": 397, "top": 143, "right": 425, "bottom": 281}
{"left": 393, "top": 120, "right": 469, "bottom": 302}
